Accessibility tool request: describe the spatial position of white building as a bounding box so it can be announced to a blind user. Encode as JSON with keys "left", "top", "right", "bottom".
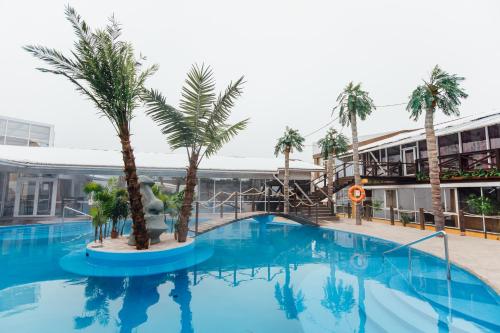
{"left": 0, "top": 144, "right": 321, "bottom": 221}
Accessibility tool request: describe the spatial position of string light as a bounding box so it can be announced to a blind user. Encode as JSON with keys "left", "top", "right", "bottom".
{"left": 302, "top": 102, "right": 407, "bottom": 140}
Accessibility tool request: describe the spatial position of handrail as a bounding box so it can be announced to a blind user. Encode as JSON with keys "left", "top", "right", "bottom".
{"left": 293, "top": 181, "right": 313, "bottom": 205}
{"left": 383, "top": 230, "right": 451, "bottom": 280}
{"left": 62, "top": 205, "right": 91, "bottom": 223}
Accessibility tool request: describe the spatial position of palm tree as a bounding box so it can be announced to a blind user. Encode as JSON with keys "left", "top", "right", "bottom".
{"left": 274, "top": 127, "right": 305, "bottom": 214}
{"left": 407, "top": 65, "right": 467, "bottom": 231}
{"left": 333, "top": 82, "right": 375, "bottom": 225}
{"left": 317, "top": 128, "right": 349, "bottom": 208}
{"left": 24, "top": 6, "right": 156, "bottom": 249}
{"left": 143, "top": 64, "right": 248, "bottom": 242}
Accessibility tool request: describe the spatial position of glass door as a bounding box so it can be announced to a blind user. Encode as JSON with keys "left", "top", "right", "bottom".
{"left": 15, "top": 178, "right": 56, "bottom": 216}
{"left": 36, "top": 181, "right": 53, "bottom": 215}
{"left": 18, "top": 180, "right": 37, "bottom": 216}
{"left": 403, "top": 147, "right": 416, "bottom": 176}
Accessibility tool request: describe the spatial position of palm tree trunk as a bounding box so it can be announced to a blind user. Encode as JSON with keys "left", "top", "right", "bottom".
{"left": 284, "top": 147, "right": 290, "bottom": 214}
{"left": 119, "top": 127, "right": 149, "bottom": 249}
{"left": 350, "top": 113, "right": 362, "bottom": 225}
{"left": 177, "top": 153, "right": 198, "bottom": 242}
{"left": 327, "top": 152, "right": 334, "bottom": 206}
{"left": 425, "top": 108, "right": 445, "bottom": 230}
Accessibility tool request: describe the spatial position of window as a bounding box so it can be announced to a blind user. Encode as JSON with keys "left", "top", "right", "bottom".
{"left": 438, "top": 133, "right": 459, "bottom": 156}
{"left": 5, "top": 137, "right": 28, "bottom": 146}
{"left": 0, "top": 119, "right": 6, "bottom": 137}
{"left": 385, "top": 190, "right": 397, "bottom": 208}
{"left": 488, "top": 124, "right": 500, "bottom": 149}
{"left": 418, "top": 140, "right": 427, "bottom": 158}
{"left": 29, "top": 125, "right": 51, "bottom": 147}
{"left": 6, "top": 121, "right": 29, "bottom": 139}
{"left": 461, "top": 128, "right": 486, "bottom": 153}
{"left": 460, "top": 128, "right": 488, "bottom": 169}
{"left": 387, "top": 147, "right": 400, "bottom": 162}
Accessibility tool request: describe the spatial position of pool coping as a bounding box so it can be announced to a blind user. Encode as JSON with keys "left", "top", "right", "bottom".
{"left": 317, "top": 218, "right": 500, "bottom": 295}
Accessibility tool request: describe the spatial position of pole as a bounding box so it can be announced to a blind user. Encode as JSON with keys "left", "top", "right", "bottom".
{"left": 267, "top": 193, "right": 270, "bottom": 213}
{"left": 220, "top": 199, "right": 223, "bottom": 218}
{"left": 347, "top": 201, "right": 351, "bottom": 218}
{"left": 419, "top": 208, "right": 425, "bottom": 230}
{"left": 459, "top": 209, "right": 465, "bottom": 236}
{"left": 390, "top": 205, "right": 395, "bottom": 225}
{"left": 234, "top": 192, "right": 238, "bottom": 220}
{"left": 195, "top": 201, "right": 199, "bottom": 236}
{"left": 315, "top": 203, "right": 319, "bottom": 224}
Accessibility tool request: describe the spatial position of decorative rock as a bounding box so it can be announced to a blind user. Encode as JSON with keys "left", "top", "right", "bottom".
{"left": 129, "top": 175, "right": 167, "bottom": 246}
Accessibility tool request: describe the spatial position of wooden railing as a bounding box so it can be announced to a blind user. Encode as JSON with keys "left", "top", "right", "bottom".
{"left": 331, "top": 148, "right": 500, "bottom": 180}
{"left": 416, "top": 148, "right": 500, "bottom": 174}
{"left": 333, "top": 161, "right": 417, "bottom": 179}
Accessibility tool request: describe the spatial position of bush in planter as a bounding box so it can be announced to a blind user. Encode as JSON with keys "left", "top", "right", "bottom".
{"left": 466, "top": 194, "right": 494, "bottom": 216}
{"left": 84, "top": 179, "right": 130, "bottom": 239}
{"left": 371, "top": 200, "right": 383, "bottom": 215}
{"left": 152, "top": 184, "right": 184, "bottom": 235}
{"left": 89, "top": 203, "right": 108, "bottom": 243}
{"left": 416, "top": 172, "right": 429, "bottom": 181}
{"left": 399, "top": 212, "right": 414, "bottom": 226}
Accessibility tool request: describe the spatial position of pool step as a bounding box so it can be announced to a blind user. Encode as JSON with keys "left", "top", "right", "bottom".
{"left": 366, "top": 278, "right": 483, "bottom": 333}
{"left": 365, "top": 281, "right": 430, "bottom": 333}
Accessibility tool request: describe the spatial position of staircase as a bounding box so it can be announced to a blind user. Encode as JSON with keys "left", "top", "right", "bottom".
{"left": 289, "top": 192, "right": 339, "bottom": 222}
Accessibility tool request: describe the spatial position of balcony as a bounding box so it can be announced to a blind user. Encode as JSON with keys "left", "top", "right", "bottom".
{"left": 333, "top": 148, "right": 500, "bottom": 184}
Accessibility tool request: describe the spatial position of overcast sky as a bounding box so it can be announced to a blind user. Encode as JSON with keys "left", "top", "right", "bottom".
{"left": 1, "top": 0, "right": 499, "bottom": 161}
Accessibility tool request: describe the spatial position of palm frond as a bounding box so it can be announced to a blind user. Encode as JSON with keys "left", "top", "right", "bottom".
{"left": 25, "top": 5, "right": 157, "bottom": 135}
{"left": 143, "top": 89, "right": 194, "bottom": 150}
{"left": 207, "top": 76, "right": 244, "bottom": 132}
{"left": 204, "top": 119, "right": 249, "bottom": 158}
{"left": 334, "top": 82, "right": 375, "bottom": 127}
{"left": 317, "top": 128, "right": 349, "bottom": 159}
{"left": 275, "top": 127, "right": 305, "bottom": 156}
{"left": 407, "top": 65, "right": 467, "bottom": 121}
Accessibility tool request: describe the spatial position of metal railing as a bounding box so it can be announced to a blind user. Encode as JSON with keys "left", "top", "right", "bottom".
{"left": 383, "top": 230, "right": 451, "bottom": 280}
{"left": 61, "top": 205, "right": 91, "bottom": 223}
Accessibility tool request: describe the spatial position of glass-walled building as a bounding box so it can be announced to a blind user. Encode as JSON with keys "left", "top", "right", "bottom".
{"left": 0, "top": 116, "right": 54, "bottom": 147}
{"left": 0, "top": 144, "right": 322, "bottom": 223}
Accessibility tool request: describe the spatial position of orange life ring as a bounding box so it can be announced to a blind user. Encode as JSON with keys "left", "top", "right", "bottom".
{"left": 348, "top": 185, "right": 366, "bottom": 203}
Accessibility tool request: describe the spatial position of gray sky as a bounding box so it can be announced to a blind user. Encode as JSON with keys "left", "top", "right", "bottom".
{"left": 1, "top": 0, "right": 499, "bottom": 161}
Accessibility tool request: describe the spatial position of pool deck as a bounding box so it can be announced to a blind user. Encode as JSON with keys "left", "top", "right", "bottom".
{"left": 318, "top": 217, "right": 500, "bottom": 293}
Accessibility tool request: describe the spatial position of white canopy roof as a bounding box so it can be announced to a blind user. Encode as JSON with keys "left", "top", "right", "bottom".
{"left": 0, "top": 145, "right": 322, "bottom": 178}
{"left": 347, "top": 111, "right": 500, "bottom": 155}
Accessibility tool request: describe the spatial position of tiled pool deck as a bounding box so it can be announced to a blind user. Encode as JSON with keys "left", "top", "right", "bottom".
{"left": 319, "top": 217, "right": 500, "bottom": 293}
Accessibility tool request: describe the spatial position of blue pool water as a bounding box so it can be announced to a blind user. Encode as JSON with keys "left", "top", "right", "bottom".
{"left": 0, "top": 219, "right": 499, "bottom": 333}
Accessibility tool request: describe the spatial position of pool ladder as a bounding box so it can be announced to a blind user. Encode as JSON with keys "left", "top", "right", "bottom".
{"left": 383, "top": 231, "right": 451, "bottom": 280}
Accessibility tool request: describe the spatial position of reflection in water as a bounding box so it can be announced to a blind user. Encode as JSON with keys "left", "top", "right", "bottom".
{"left": 274, "top": 265, "right": 305, "bottom": 319}
{"left": 118, "top": 274, "right": 168, "bottom": 333}
{"left": 168, "top": 269, "right": 193, "bottom": 333}
{"left": 0, "top": 284, "right": 40, "bottom": 315}
{"left": 1, "top": 220, "right": 499, "bottom": 332}
{"left": 74, "top": 277, "right": 126, "bottom": 329}
{"left": 321, "top": 256, "right": 355, "bottom": 319}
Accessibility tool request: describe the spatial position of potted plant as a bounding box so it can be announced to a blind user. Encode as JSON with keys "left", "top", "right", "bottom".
{"left": 89, "top": 203, "right": 108, "bottom": 244}
{"left": 466, "top": 194, "right": 494, "bottom": 216}
{"left": 84, "top": 179, "right": 130, "bottom": 240}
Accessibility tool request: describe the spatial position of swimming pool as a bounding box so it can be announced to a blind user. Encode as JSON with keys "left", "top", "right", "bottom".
{"left": 0, "top": 218, "right": 499, "bottom": 332}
